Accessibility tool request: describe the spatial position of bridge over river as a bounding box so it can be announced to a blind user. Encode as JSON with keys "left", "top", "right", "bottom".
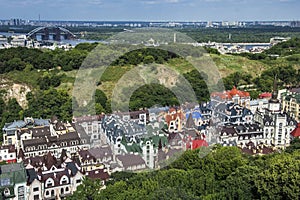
{"left": 27, "top": 26, "right": 76, "bottom": 41}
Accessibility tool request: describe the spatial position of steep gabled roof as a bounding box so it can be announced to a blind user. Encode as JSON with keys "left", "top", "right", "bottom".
{"left": 186, "top": 113, "right": 195, "bottom": 129}
{"left": 291, "top": 123, "right": 300, "bottom": 138}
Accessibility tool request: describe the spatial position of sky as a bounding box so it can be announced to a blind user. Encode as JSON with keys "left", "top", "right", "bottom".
{"left": 0, "top": 0, "right": 299, "bottom": 21}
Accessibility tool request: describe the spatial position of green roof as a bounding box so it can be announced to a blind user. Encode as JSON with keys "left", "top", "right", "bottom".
{"left": 125, "top": 143, "right": 142, "bottom": 154}
{"left": 0, "top": 163, "right": 26, "bottom": 187}
{"left": 284, "top": 94, "right": 300, "bottom": 103}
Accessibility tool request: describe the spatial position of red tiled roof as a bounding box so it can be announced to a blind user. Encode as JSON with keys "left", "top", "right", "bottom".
{"left": 192, "top": 139, "right": 208, "bottom": 150}
{"left": 211, "top": 86, "right": 250, "bottom": 100}
{"left": 291, "top": 123, "right": 300, "bottom": 138}
{"left": 259, "top": 93, "right": 272, "bottom": 99}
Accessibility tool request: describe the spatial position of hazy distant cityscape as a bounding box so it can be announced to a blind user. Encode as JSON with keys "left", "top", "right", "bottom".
{"left": 1, "top": 18, "right": 300, "bottom": 28}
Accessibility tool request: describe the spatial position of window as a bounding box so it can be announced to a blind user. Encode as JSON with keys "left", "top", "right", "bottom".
{"left": 60, "top": 175, "right": 69, "bottom": 185}
{"left": 46, "top": 178, "right": 54, "bottom": 187}
{"left": 66, "top": 187, "right": 69, "bottom": 192}
{"left": 76, "top": 179, "right": 81, "bottom": 184}
{"left": 34, "top": 194, "right": 40, "bottom": 200}
{"left": 4, "top": 188, "right": 10, "bottom": 196}
{"left": 45, "top": 191, "right": 49, "bottom": 196}
{"left": 51, "top": 190, "right": 54, "bottom": 196}
{"left": 61, "top": 188, "right": 64, "bottom": 194}
{"left": 33, "top": 187, "right": 39, "bottom": 192}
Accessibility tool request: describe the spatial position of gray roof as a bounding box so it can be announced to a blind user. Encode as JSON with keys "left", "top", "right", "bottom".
{"left": 102, "top": 114, "right": 147, "bottom": 143}
{"left": 23, "top": 137, "right": 47, "bottom": 148}
{"left": 117, "top": 154, "right": 146, "bottom": 169}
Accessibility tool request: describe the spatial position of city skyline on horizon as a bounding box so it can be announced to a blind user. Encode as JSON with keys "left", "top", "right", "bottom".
{"left": 0, "top": 0, "right": 299, "bottom": 22}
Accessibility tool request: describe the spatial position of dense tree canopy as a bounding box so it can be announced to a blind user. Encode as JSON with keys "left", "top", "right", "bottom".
{"left": 0, "top": 97, "right": 23, "bottom": 141}
{"left": 24, "top": 88, "right": 73, "bottom": 122}
{"left": 129, "top": 84, "right": 179, "bottom": 110}
{"left": 111, "top": 48, "right": 179, "bottom": 66}
{"left": 69, "top": 145, "right": 300, "bottom": 200}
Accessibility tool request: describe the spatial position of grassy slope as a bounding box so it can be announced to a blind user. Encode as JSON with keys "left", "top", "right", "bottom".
{"left": 2, "top": 54, "right": 273, "bottom": 100}
{"left": 211, "top": 54, "right": 270, "bottom": 77}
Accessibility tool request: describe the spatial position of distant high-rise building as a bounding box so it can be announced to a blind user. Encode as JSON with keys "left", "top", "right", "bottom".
{"left": 291, "top": 21, "right": 300, "bottom": 28}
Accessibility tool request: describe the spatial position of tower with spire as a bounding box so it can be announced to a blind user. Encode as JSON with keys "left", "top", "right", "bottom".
{"left": 267, "top": 74, "right": 280, "bottom": 114}
{"left": 254, "top": 74, "right": 297, "bottom": 148}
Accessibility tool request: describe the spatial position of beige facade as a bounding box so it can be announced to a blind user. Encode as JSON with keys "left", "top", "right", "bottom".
{"left": 282, "top": 96, "right": 300, "bottom": 120}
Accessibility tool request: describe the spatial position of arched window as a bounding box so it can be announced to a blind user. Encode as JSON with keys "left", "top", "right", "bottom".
{"left": 46, "top": 178, "right": 54, "bottom": 187}
{"left": 60, "top": 175, "right": 69, "bottom": 185}
{"left": 4, "top": 188, "right": 10, "bottom": 196}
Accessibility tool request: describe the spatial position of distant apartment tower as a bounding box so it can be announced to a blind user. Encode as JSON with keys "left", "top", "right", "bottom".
{"left": 9, "top": 18, "right": 24, "bottom": 26}
{"left": 291, "top": 21, "right": 300, "bottom": 28}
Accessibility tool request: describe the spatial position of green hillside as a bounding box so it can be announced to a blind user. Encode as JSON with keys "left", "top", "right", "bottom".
{"left": 0, "top": 40, "right": 300, "bottom": 137}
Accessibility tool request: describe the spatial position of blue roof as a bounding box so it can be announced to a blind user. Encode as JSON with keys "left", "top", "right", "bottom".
{"left": 186, "top": 111, "right": 203, "bottom": 120}
{"left": 4, "top": 120, "right": 26, "bottom": 130}
{"left": 34, "top": 119, "right": 50, "bottom": 126}
{"left": 3, "top": 118, "right": 50, "bottom": 131}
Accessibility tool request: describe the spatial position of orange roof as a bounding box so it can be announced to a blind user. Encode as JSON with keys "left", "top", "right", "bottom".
{"left": 211, "top": 86, "right": 250, "bottom": 100}
{"left": 165, "top": 109, "right": 184, "bottom": 126}
{"left": 291, "top": 123, "right": 300, "bottom": 138}
{"left": 229, "top": 86, "right": 238, "bottom": 96}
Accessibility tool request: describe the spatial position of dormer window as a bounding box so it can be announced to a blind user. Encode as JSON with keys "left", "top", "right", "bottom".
{"left": 4, "top": 188, "right": 10, "bottom": 196}
{"left": 60, "top": 175, "right": 69, "bottom": 185}
{"left": 46, "top": 178, "right": 54, "bottom": 187}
